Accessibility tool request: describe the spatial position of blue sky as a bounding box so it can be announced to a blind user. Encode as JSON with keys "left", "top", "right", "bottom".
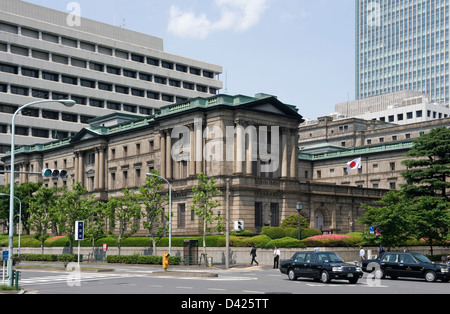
{"left": 24, "top": 0, "right": 355, "bottom": 119}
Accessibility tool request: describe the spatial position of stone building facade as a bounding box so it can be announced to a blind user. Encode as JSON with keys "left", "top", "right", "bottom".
{"left": 3, "top": 94, "right": 386, "bottom": 236}
{"left": 299, "top": 115, "right": 450, "bottom": 190}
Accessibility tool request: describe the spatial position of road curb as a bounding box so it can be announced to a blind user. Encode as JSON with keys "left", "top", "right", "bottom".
{"left": 150, "top": 271, "right": 219, "bottom": 278}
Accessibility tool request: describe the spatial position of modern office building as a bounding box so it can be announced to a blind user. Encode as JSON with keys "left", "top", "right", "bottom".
{"left": 355, "top": 0, "right": 450, "bottom": 104}
{"left": 335, "top": 90, "right": 450, "bottom": 124}
{"left": 0, "top": 0, "right": 223, "bottom": 155}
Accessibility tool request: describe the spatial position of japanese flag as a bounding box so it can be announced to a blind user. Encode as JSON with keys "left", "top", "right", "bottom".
{"left": 347, "top": 157, "right": 362, "bottom": 172}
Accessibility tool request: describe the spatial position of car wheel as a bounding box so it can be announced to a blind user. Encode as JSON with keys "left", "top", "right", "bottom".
{"left": 424, "top": 271, "right": 437, "bottom": 282}
{"left": 374, "top": 268, "right": 385, "bottom": 279}
{"left": 320, "top": 270, "right": 331, "bottom": 283}
{"left": 288, "top": 268, "right": 297, "bottom": 281}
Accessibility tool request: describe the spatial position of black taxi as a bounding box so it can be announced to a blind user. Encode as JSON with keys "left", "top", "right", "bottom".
{"left": 280, "top": 251, "right": 363, "bottom": 284}
{"left": 362, "top": 251, "right": 450, "bottom": 283}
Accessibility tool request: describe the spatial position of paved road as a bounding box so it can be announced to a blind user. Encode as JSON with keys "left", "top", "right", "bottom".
{"left": 12, "top": 263, "right": 450, "bottom": 295}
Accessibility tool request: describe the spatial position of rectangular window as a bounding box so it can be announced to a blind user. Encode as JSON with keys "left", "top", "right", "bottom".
{"left": 115, "top": 85, "right": 129, "bottom": 94}
{"left": 42, "top": 71, "right": 59, "bottom": 82}
{"left": 178, "top": 204, "right": 186, "bottom": 228}
{"left": 22, "top": 68, "right": 39, "bottom": 78}
{"left": 255, "top": 202, "right": 263, "bottom": 227}
{"left": 270, "top": 203, "right": 280, "bottom": 227}
{"left": 0, "top": 63, "right": 18, "bottom": 74}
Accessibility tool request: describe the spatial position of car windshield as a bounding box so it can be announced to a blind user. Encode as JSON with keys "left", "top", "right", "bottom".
{"left": 412, "top": 253, "right": 433, "bottom": 264}
{"left": 316, "top": 252, "right": 344, "bottom": 263}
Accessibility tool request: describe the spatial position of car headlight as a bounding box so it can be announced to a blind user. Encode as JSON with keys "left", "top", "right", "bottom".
{"left": 332, "top": 267, "right": 343, "bottom": 272}
{"left": 440, "top": 268, "right": 449, "bottom": 273}
{"left": 356, "top": 267, "right": 362, "bottom": 272}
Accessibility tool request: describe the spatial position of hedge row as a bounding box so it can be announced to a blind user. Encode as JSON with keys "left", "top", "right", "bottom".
{"left": 20, "top": 254, "right": 82, "bottom": 262}
{"left": 261, "top": 227, "right": 322, "bottom": 240}
{"left": 106, "top": 254, "right": 181, "bottom": 265}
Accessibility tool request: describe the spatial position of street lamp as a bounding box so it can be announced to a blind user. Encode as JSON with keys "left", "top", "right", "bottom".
{"left": 296, "top": 202, "right": 303, "bottom": 240}
{"left": 7, "top": 99, "right": 75, "bottom": 286}
{"left": 146, "top": 173, "right": 172, "bottom": 255}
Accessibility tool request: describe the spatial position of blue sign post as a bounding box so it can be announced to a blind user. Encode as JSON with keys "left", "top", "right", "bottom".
{"left": 2, "top": 251, "right": 8, "bottom": 285}
{"left": 75, "top": 221, "right": 84, "bottom": 264}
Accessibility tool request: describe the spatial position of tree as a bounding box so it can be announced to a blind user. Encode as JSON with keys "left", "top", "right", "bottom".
{"left": 137, "top": 170, "right": 168, "bottom": 256}
{"left": 105, "top": 189, "right": 141, "bottom": 255}
{"left": 401, "top": 126, "right": 450, "bottom": 199}
{"left": 54, "top": 183, "right": 95, "bottom": 253}
{"left": 359, "top": 190, "right": 414, "bottom": 251}
{"left": 27, "top": 186, "right": 59, "bottom": 254}
{"left": 85, "top": 201, "right": 107, "bottom": 259}
{"left": 0, "top": 182, "right": 42, "bottom": 235}
{"left": 190, "top": 173, "right": 223, "bottom": 260}
{"left": 401, "top": 126, "right": 450, "bottom": 254}
{"left": 408, "top": 196, "right": 450, "bottom": 256}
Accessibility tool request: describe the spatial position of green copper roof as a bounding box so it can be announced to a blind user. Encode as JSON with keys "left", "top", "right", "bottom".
{"left": 5, "top": 93, "right": 300, "bottom": 156}
{"left": 299, "top": 141, "right": 414, "bottom": 161}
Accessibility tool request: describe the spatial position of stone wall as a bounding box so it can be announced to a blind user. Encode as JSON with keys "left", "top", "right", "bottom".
{"left": 12, "top": 246, "right": 450, "bottom": 265}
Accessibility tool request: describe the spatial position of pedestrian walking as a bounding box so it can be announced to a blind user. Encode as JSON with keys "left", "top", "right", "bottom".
{"left": 250, "top": 246, "right": 258, "bottom": 266}
{"left": 359, "top": 246, "right": 365, "bottom": 266}
{"left": 273, "top": 246, "right": 280, "bottom": 269}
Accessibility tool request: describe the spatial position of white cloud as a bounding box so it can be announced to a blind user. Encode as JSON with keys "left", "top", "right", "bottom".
{"left": 167, "top": 0, "right": 269, "bottom": 39}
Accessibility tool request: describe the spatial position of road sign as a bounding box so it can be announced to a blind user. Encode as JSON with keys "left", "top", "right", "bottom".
{"left": 75, "top": 221, "right": 84, "bottom": 241}
{"left": 370, "top": 226, "right": 375, "bottom": 234}
{"left": 2, "top": 251, "right": 8, "bottom": 261}
{"left": 102, "top": 243, "right": 108, "bottom": 251}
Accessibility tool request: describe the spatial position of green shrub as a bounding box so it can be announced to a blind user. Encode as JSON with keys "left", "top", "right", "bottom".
{"left": 22, "top": 254, "right": 82, "bottom": 262}
{"left": 106, "top": 254, "right": 180, "bottom": 265}
{"left": 261, "top": 227, "right": 285, "bottom": 239}
{"left": 23, "top": 254, "right": 57, "bottom": 262}
{"left": 230, "top": 230, "right": 253, "bottom": 237}
{"left": 265, "top": 237, "right": 306, "bottom": 248}
{"left": 57, "top": 254, "right": 81, "bottom": 262}
{"left": 302, "top": 234, "right": 361, "bottom": 247}
{"left": 281, "top": 214, "right": 309, "bottom": 229}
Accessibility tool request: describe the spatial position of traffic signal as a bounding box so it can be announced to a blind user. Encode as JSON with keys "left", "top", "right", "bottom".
{"left": 42, "top": 169, "right": 68, "bottom": 178}
{"left": 75, "top": 221, "right": 84, "bottom": 241}
{"left": 162, "top": 253, "right": 170, "bottom": 272}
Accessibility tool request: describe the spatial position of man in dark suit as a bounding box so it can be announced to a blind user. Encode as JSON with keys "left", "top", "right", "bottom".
{"left": 250, "top": 246, "right": 258, "bottom": 265}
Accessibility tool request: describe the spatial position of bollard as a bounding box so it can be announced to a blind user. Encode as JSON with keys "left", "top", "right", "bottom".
{"left": 13, "top": 270, "right": 20, "bottom": 291}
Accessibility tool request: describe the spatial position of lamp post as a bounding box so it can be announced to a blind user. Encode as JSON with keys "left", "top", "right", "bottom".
{"left": 296, "top": 202, "right": 303, "bottom": 240}
{"left": 7, "top": 99, "right": 75, "bottom": 286}
{"left": 146, "top": 173, "right": 172, "bottom": 255}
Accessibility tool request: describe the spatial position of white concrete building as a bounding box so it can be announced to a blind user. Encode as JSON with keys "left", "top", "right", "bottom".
{"left": 355, "top": 95, "right": 450, "bottom": 125}
{"left": 0, "top": 0, "right": 223, "bottom": 155}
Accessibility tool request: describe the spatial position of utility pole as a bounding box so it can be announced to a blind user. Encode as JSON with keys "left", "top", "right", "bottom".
{"left": 225, "top": 178, "right": 230, "bottom": 269}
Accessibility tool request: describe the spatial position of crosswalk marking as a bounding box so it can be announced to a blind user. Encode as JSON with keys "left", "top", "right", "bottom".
{"left": 19, "top": 273, "right": 136, "bottom": 287}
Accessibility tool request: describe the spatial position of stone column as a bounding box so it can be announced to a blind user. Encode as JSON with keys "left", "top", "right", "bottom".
{"left": 77, "top": 151, "right": 84, "bottom": 186}
{"left": 189, "top": 125, "right": 196, "bottom": 177}
{"left": 246, "top": 125, "right": 255, "bottom": 176}
{"left": 235, "top": 121, "right": 243, "bottom": 174}
{"left": 160, "top": 132, "right": 166, "bottom": 177}
{"left": 94, "top": 148, "right": 99, "bottom": 190}
{"left": 74, "top": 153, "right": 79, "bottom": 182}
{"left": 281, "top": 128, "right": 288, "bottom": 178}
{"left": 195, "top": 122, "right": 203, "bottom": 175}
{"left": 290, "top": 128, "right": 297, "bottom": 179}
{"left": 166, "top": 129, "right": 172, "bottom": 180}
{"left": 99, "top": 147, "right": 105, "bottom": 190}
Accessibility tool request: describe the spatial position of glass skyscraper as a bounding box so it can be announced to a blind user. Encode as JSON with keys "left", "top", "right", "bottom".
{"left": 356, "top": 0, "right": 450, "bottom": 104}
